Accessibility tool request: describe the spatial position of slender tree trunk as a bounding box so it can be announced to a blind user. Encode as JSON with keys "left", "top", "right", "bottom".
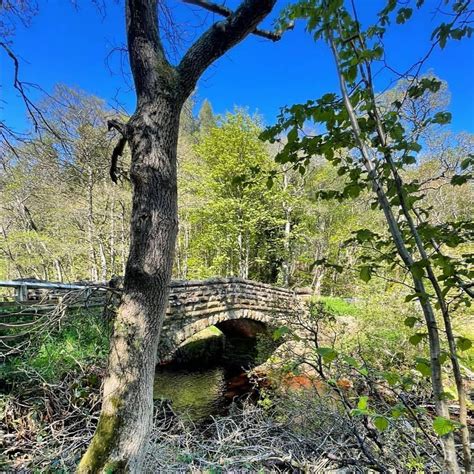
{"left": 385, "top": 153, "right": 471, "bottom": 472}
{"left": 244, "top": 229, "right": 250, "bottom": 279}
{"left": 120, "top": 200, "right": 127, "bottom": 276}
{"left": 0, "top": 225, "right": 24, "bottom": 278}
{"left": 54, "top": 259, "right": 63, "bottom": 282}
{"left": 237, "top": 207, "right": 248, "bottom": 278}
{"left": 99, "top": 241, "right": 108, "bottom": 282}
{"left": 87, "top": 167, "right": 98, "bottom": 281}
{"left": 110, "top": 197, "right": 116, "bottom": 275}
{"left": 330, "top": 243, "right": 342, "bottom": 296}
{"left": 183, "top": 221, "right": 189, "bottom": 279}
{"left": 328, "top": 33, "right": 460, "bottom": 472}
{"left": 311, "top": 248, "right": 325, "bottom": 296}
{"left": 281, "top": 170, "right": 292, "bottom": 287}
{"left": 363, "top": 47, "right": 471, "bottom": 470}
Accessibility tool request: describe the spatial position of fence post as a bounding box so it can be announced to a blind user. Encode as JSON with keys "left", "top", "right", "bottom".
{"left": 15, "top": 284, "right": 28, "bottom": 302}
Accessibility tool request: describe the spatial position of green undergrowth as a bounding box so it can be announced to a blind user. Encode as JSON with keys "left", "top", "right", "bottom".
{"left": 313, "top": 296, "right": 360, "bottom": 317}
{"left": 1, "top": 308, "right": 110, "bottom": 471}
{"left": 2, "top": 308, "right": 109, "bottom": 386}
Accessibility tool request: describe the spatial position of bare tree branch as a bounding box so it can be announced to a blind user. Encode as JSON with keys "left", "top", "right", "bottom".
{"left": 177, "top": 0, "right": 278, "bottom": 98}
{"left": 183, "top": 0, "right": 284, "bottom": 41}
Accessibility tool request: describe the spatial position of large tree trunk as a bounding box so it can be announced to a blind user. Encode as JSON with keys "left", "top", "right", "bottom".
{"left": 78, "top": 1, "right": 277, "bottom": 471}
{"left": 78, "top": 99, "right": 180, "bottom": 471}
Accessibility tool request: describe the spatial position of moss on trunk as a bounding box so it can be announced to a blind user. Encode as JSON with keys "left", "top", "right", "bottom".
{"left": 76, "top": 399, "right": 124, "bottom": 473}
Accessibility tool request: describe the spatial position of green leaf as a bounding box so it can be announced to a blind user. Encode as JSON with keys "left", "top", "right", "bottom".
{"left": 457, "top": 337, "right": 472, "bottom": 351}
{"left": 405, "top": 291, "right": 429, "bottom": 304}
{"left": 409, "top": 333, "right": 425, "bottom": 346}
{"left": 357, "top": 395, "right": 368, "bottom": 411}
{"left": 355, "top": 229, "right": 375, "bottom": 243}
{"left": 460, "top": 156, "right": 473, "bottom": 171}
{"left": 433, "top": 416, "right": 457, "bottom": 436}
{"left": 383, "top": 372, "right": 399, "bottom": 386}
{"left": 391, "top": 404, "right": 406, "bottom": 418}
{"left": 439, "top": 351, "right": 449, "bottom": 364}
{"left": 287, "top": 127, "right": 298, "bottom": 144}
{"left": 440, "top": 391, "right": 456, "bottom": 401}
{"left": 316, "top": 347, "right": 338, "bottom": 363}
{"left": 404, "top": 317, "right": 418, "bottom": 328}
{"left": 345, "top": 183, "right": 362, "bottom": 198}
{"left": 415, "top": 357, "right": 431, "bottom": 377}
{"left": 396, "top": 7, "right": 413, "bottom": 24}
{"left": 272, "top": 326, "right": 290, "bottom": 341}
{"left": 403, "top": 155, "right": 417, "bottom": 165}
{"left": 343, "top": 355, "right": 360, "bottom": 368}
{"left": 451, "top": 174, "right": 469, "bottom": 186}
{"left": 373, "top": 415, "right": 389, "bottom": 431}
{"left": 359, "top": 265, "right": 372, "bottom": 283}
{"left": 410, "top": 259, "right": 428, "bottom": 279}
{"left": 431, "top": 111, "right": 452, "bottom": 125}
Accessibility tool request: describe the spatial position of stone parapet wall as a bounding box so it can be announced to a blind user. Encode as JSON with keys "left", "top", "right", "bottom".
{"left": 166, "top": 277, "right": 300, "bottom": 320}
{"left": 1, "top": 277, "right": 308, "bottom": 361}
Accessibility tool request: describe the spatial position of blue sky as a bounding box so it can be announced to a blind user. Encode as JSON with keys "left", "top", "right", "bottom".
{"left": 2, "top": 0, "right": 473, "bottom": 133}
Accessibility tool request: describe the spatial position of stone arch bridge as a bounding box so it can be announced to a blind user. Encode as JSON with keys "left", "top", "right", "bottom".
{"left": 160, "top": 278, "right": 309, "bottom": 360}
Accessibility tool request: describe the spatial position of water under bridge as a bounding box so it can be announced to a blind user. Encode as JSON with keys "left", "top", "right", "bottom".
{"left": 0, "top": 277, "right": 310, "bottom": 360}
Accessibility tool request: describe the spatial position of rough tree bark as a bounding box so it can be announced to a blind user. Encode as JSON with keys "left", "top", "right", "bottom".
{"left": 77, "top": 0, "right": 277, "bottom": 472}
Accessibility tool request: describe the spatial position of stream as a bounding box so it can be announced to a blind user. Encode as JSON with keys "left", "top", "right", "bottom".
{"left": 153, "top": 330, "right": 265, "bottom": 421}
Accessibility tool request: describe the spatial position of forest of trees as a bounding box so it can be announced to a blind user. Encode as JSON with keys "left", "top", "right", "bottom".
{"left": 1, "top": 0, "right": 473, "bottom": 473}
{"left": 1, "top": 84, "right": 472, "bottom": 294}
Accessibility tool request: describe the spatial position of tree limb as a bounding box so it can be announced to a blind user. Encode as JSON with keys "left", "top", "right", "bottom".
{"left": 125, "top": 0, "right": 176, "bottom": 101}
{"left": 108, "top": 119, "right": 128, "bottom": 184}
{"left": 177, "top": 0, "right": 277, "bottom": 98}
{"left": 0, "top": 41, "right": 57, "bottom": 138}
{"left": 183, "top": 0, "right": 284, "bottom": 41}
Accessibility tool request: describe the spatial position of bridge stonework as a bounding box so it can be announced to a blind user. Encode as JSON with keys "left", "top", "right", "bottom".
{"left": 158, "top": 278, "right": 308, "bottom": 361}
{"left": 0, "top": 277, "right": 309, "bottom": 362}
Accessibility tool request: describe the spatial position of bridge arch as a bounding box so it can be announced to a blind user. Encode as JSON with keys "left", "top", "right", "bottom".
{"left": 160, "top": 309, "right": 276, "bottom": 360}
{"left": 157, "top": 278, "right": 308, "bottom": 362}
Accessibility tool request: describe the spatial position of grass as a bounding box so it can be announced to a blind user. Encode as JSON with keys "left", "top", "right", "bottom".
{"left": 314, "top": 296, "right": 360, "bottom": 317}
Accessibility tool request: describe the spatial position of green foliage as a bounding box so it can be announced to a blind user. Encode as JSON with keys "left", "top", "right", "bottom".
{"left": 373, "top": 415, "right": 389, "bottom": 432}
{"left": 457, "top": 336, "right": 472, "bottom": 351}
{"left": 314, "top": 296, "right": 359, "bottom": 317}
{"left": 3, "top": 308, "right": 109, "bottom": 384}
{"left": 0, "top": 85, "right": 132, "bottom": 282}
{"left": 264, "top": 4, "right": 473, "bottom": 467}
{"left": 433, "top": 416, "right": 460, "bottom": 436}
{"left": 315, "top": 347, "right": 338, "bottom": 363}
{"left": 272, "top": 326, "right": 290, "bottom": 341}
{"left": 178, "top": 110, "right": 288, "bottom": 282}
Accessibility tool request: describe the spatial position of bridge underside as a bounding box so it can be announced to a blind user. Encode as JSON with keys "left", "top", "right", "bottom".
{"left": 157, "top": 308, "right": 280, "bottom": 362}
{"left": 216, "top": 318, "right": 267, "bottom": 338}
